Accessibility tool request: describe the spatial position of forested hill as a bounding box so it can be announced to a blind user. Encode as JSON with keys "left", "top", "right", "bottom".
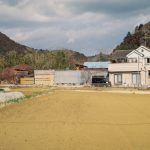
{"left": 0, "top": 32, "right": 31, "bottom": 54}
{"left": 114, "top": 22, "right": 150, "bottom": 51}
{"left": 0, "top": 32, "right": 88, "bottom": 70}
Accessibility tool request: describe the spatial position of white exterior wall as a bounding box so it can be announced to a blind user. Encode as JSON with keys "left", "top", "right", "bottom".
{"left": 127, "top": 53, "right": 143, "bottom": 63}
{"left": 136, "top": 46, "right": 150, "bottom": 57}
{"left": 109, "top": 73, "right": 114, "bottom": 86}
{"left": 109, "top": 73, "right": 133, "bottom": 87}
{"left": 122, "top": 73, "right": 132, "bottom": 87}
{"left": 108, "top": 63, "right": 142, "bottom": 72}
{"left": 110, "top": 70, "right": 150, "bottom": 87}
{"left": 127, "top": 46, "right": 150, "bottom": 65}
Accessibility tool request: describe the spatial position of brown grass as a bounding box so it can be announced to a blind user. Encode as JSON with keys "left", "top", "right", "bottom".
{"left": 0, "top": 89, "right": 150, "bottom": 150}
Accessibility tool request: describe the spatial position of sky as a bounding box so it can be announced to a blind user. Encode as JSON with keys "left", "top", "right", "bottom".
{"left": 0, "top": 0, "right": 150, "bottom": 56}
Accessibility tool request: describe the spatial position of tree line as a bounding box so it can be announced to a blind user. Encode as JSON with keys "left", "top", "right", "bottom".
{"left": 0, "top": 50, "right": 72, "bottom": 70}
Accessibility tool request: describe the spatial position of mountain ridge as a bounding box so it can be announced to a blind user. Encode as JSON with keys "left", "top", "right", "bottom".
{"left": 0, "top": 32, "right": 30, "bottom": 54}
{"left": 0, "top": 21, "right": 149, "bottom": 70}
{"left": 0, "top": 32, "right": 90, "bottom": 69}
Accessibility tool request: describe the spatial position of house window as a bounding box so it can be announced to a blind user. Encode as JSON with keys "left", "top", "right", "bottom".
{"left": 114, "top": 74, "right": 122, "bottom": 85}
{"left": 148, "top": 71, "right": 150, "bottom": 78}
{"left": 132, "top": 73, "right": 140, "bottom": 85}
{"left": 147, "top": 58, "right": 150, "bottom": 64}
{"left": 128, "top": 58, "right": 137, "bottom": 63}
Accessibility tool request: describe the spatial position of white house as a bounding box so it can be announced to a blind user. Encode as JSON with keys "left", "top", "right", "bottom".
{"left": 109, "top": 46, "right": 150, "bottom": 88}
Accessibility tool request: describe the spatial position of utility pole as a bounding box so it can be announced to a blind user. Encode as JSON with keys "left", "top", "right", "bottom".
{"left": 138, "top": 55, "right": 140, "bottom": 89}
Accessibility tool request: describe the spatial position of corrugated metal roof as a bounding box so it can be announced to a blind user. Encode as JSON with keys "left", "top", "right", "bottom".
{"left": 83, "top": 61, "right": 110, "bottom": 69}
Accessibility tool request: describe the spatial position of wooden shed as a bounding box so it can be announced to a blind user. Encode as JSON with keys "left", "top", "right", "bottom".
{"left": 34, "top": 70, "right": 55, "bottom": 86}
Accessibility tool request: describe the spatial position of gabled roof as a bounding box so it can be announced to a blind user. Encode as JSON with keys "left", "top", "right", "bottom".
{"left": 13, "top": 64, "right": 33, "bottom": 71}
{"left": 83, "top": 61, "right": 110, "bottom": 69}
{"left": 110, "top": 50, "right": 133, "bottom": 60}
{"left": 126, "top": 49, "right": 144, "bottom": 57}
{"left": 127, "top": 46, "right": 150, "bottom": 57}
{"left": 110, "top": 46, "right": 150, "bottom": 60}
{"left": 136, "top": 45, "right": 150, "bottom": 52}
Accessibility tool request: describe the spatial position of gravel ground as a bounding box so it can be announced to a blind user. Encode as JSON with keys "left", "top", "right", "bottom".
{"left": 0, "top": 92, "right": 25, "bottom": 103}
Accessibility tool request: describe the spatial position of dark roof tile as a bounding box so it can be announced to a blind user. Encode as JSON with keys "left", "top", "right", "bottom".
{"left": 110, "top": 50, "right": 133, "bottom": 59}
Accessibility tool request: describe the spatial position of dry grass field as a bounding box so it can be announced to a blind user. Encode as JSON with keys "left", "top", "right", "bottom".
{"left": 10, "top": 87, "right": 52, "bottom": 96}
{"left": 0, "top": 88, "right": 150, "bottom": 150}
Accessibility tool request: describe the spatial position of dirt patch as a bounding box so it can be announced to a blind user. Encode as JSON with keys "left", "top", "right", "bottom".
{"left": 0, "top": 89, "right": 150, "bottom": 150}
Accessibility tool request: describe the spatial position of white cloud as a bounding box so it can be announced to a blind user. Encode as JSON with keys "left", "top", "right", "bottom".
{"left": 0, "top": 2, "right": 50, "bottom": 22}
{"left": 0, "top": 0, "right": 150, "bottom": 55}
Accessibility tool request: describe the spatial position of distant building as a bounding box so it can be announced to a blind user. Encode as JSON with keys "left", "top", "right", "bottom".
{"left": 13, "top": 64, "right": 33, "bottom": 77}
{"left": 0, "top": 64, "right": 33, "bottom": 84}
{"left": 109, "top": 46, "right": 150, "bottom": 88}
{"left": 14, "top": 64, "right": 34, "bottom": 84}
